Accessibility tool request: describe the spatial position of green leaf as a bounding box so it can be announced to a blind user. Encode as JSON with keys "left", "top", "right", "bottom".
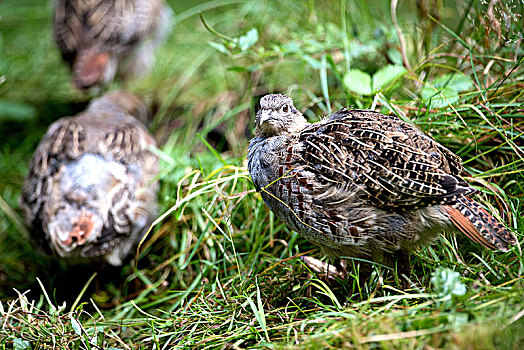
{"left": 256, "top": 281, "right": 269, "bottom": 341}
{"left": 344, "top": 69, "right": 372, "bottom": 95}
{"left": 246, "top": 293, "right": 266, "bottom": 341}
{"left": 320, "top": 55, "right": 331, "bottom": 114}
{"left": 447, "top": 74, "right": 474, "bottom": 92}
{"left": 421, "top": 85, "right": 459, "bottom": 109}
{"left": 281, "top": 41, "right": 300, "bottom": 54}
{"left": 372, "top": 64, "right": 406, "bottom": 93}
{"left": 302, "top": 55, "right": 321, "bottom": 69}
{"left": 227, "top": 66, "right": 248, "bottom": 72}
{"left": 70, "top": 314, "right": 83, "bottom": 336}
{"left": 310, "top": 279, "right": 342, "bottom": 309}
{"left": 237, "top": 28, "right": 258, "bottom": 51}
{"left": 433, "top": 73, "right": 473, "bottom": 92}
{"left": 13, "top": 339, "right": 31, "bottom": 350}
{"left": 386, "top": 49, "right": 403, "bottom": 65}
{"left": 448, "top": 312, "right": 469, "bottom": 326}
{"left": 207, "top": 41, "right": 229, "bottom": 54}
{"left": 246, "top": 64, "right": 260, "bottom": 72}
{"left": 431, "top": 267, "right": 466, "bottom": 307}
{"left": 422, "top": 73, "right": 473, "bottom": 109}
{"left": 0, "top": 99, "right": 37, "bottom": 121}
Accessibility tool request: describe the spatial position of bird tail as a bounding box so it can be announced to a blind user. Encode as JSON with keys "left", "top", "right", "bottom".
{"left": 444, "top": 197, "right": 517, "bottom": 251}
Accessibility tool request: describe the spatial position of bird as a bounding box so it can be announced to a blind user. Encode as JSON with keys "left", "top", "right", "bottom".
{"left": 247, "top": 94, "right": 516, "bottom": 278}
{"left": 19, "top": 91, "right": 159, "bottom": 266}
{"left": 53, "top": 0, "right": 173, "bottom": 90}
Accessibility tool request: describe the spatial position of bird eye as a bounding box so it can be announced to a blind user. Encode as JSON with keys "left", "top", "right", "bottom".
{"left": 281, "top": 104, "right": 289, "bottom": 113}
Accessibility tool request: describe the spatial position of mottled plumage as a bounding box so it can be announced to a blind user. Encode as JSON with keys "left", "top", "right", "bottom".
{"left": 248, "top": 94, "right": 516, "bottom": 272}
{"left": 54, "top": 0, "right": 173, "bottom": 90}
{"left": 20, "top": 92, "right": 159, "bottom": 266}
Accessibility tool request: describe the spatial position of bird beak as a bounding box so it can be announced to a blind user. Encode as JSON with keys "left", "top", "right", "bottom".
{"left": 258, "top": 109, "right": 272, "bottom": 125}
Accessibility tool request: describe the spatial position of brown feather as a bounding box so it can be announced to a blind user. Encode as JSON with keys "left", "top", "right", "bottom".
{"left": 444, "top": 204, "right": 498, "bottom": 250}
{"left": 445, "top": 196, "right": 516, "bottom": 251}
{"left": 19, "top": 91, "right": 159, "bottom": 266}
{"left": 248, "top": 94, "right": 517, "bottom": 270}
{"left": 73, "top": 52, "right": 109, "bottom": 89}
{"left": 54, "top": 0, "right": 173, "bottom": 90}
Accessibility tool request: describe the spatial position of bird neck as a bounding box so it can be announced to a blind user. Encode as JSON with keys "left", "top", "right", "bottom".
{"left": 256, "top": 113, "right": 309, "bottom": 138}
{"left": 287, "top": 114, "right": 309, "bottom": 134}
{"left": 88, "top": 92, "right": 149, "bottom": 123}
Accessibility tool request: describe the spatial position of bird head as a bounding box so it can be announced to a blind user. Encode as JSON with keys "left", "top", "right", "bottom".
{"left": 255, "top": 94, "right": 308, "bottom": 137}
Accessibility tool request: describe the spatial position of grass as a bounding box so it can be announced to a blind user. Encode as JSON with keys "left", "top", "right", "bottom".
{"left": 0, "top": 0, "right": 523, "bottom": 348}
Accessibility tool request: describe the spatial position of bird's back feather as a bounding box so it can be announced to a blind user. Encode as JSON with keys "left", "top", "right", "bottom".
{"left": 20, "top": 92, "right": 159, "bottom": 265}
{"left": 248, "top": 106, "right": 516, "bottom": 260}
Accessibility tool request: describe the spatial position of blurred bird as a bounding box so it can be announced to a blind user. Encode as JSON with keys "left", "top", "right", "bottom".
{"left": 20, "top": 91, "right": 159, "bottom": 266}
{"left": 54, "top": 0, "right": 173, "bottom": 90}
{"left": 248, "top": 94, "right": 516, "bottom": 278}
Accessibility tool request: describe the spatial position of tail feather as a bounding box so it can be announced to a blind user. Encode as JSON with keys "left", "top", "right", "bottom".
{"left": 444, "top": 197, "right": 516, "bottom": 252}
{"left": 73, "top": 51, "right": 111, "bottom": 89}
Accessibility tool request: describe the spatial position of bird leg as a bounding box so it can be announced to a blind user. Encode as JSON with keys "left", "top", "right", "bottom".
{"left": 342, "top": 259, "right": 373, "bottom": 291}
{"left": 391, "top": 250, "right": 412, "bottom": 289}
{"left": 300, "top": 255, "right": 345, "bottom": 279}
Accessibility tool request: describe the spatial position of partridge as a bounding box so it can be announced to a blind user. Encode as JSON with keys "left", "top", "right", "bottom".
{"left": 247, "top": 94, "right": 516, "bottom": 275}
{"left": 20, "top": 91, "right": 159, "bottom": 266}
{"left": 54, "top": 0, "right": 172, "bottom": 90}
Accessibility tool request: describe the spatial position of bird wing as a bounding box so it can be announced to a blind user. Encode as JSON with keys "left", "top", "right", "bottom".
{"left": 297, "top": 109, "right": 475, "bottom": 209}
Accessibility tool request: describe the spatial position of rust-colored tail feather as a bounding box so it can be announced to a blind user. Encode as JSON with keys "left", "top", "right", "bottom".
{"left": 445, "top": 197, "right": 517, "bottom": 252}
{"left": 73, "top": 52, "right": 110, "bottom": 89}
